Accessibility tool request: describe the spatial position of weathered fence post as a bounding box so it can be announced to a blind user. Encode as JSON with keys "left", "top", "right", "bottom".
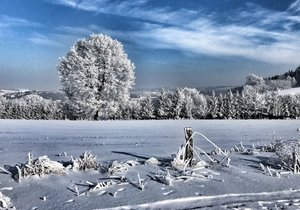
{"left": 293, "top": 150, "right": 299, "bottom": 173}
{"left": 184, "top": 127, "right": 193, "bottom": 166}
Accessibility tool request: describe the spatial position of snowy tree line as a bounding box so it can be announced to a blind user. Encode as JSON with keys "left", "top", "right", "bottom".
{"left": 0, "top": 94, "right": 64, "bottom": 120}
{"left": 0, "top": 88, "right": 299, "bottom": 120}
{"left": 131, "top": 88, "right": 300, "bottom": 120}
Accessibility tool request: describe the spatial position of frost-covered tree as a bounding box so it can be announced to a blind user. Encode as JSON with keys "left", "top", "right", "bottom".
{"left": 157, "top": 89, "right": 174, "bottom": 119}
{"left": 269, "top": 91, "right": 282, "bottom": 118}
{"left": 288, "top": 95, "right": 300, "bottom": 118}
{"left": 192, "top": 92, "right": 207, "bottom": 119}
{"left": 58, "top": 34, "right": 135, "bottom": 120}
{"left": 239, "top": 90, "right": 250, "bottom": 119}
{"left": 208, "top": 91, "right": 218, "bottom": 119}
{"left": 130, "top": 100, "right": 141, "bottom": 120}
{"left": 139, "top": 93, "right": 154, "bottom": 119}
{"left": 0, "top": 95, "right": 6, "bottom": 118}
{"left": 252, "top": 92, "right": 266, "bottom": 119}
{"left": 183, "top": 94, "right": 194, "bottom": 119}
{"left": 246, "top": 74, "right": 265, "bottom": 86}
{"left": 173, "top": 89, "right": 184, "bottom": 119}
{"left": 223, "top": 91, "right": 235, "bottom": 119}
{"left": 177, "top": 88, "right": 207, "bottom": 119}
{"left": 217, "top": 93, "right": 225, "bottom": 119}
{"left": 233, "top": 91, "right": 240, "bottom": 119}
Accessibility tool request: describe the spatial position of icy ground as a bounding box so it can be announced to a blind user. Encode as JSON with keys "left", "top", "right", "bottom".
{"left": 0, "top": 120, "right": 300, "bottom": 210}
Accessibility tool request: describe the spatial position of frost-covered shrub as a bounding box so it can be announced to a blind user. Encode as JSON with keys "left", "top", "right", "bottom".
{"left": 16, "top": 153, "right": 65, "bottom": 181}
{"left": 275, "top": 139, "right": 300, "bottom": 172}
{"left": 108, "top": 160, "right": 139, "bottom": 175}
{"left": 70, "top": 151, "right": 99, "bottom": 171}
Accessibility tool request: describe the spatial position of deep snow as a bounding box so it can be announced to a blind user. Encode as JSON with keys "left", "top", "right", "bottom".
{"left": 0, "top": 120, "right": 300, "bottom": 210}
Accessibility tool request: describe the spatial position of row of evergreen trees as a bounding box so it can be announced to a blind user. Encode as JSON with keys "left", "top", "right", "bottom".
{"left": 115, "top": 88, "right": 300, "bottom": 120}
{"left": 0, "top": 88, "right": 299, "bottom": 120}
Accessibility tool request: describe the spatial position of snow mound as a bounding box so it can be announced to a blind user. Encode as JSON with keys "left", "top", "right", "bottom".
{"left": 145, "top": 157, "right": 160, "bottom": 166}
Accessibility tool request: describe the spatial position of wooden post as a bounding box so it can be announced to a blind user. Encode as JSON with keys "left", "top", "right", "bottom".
{"left": 184, "top": 127, "right": 193, "bottom": 166}
{"left": 293, "top": 150, "right": 299, "bottom": 174}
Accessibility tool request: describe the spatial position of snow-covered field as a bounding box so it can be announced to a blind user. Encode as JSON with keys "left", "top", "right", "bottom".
{"left": 278, "top": 87, "right": 300, "bottom": 96}
{"left": 0, "top": 120, "right": 300, "bottom": 210}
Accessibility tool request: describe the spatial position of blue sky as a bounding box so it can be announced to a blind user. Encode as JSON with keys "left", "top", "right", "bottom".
{"left": 1, "top": 0, "right": 300, "bottom": 90}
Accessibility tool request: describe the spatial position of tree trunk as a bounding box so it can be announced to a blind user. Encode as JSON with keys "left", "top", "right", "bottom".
{"left": 93, "top": 110, "right": 99, "bottom": 121}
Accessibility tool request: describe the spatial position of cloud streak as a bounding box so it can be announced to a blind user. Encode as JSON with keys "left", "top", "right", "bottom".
{"left": 47, "top": 0, "right": 197, "bottom": 26}
{"left": 133, "top": 19, "right": 300, "bottom": 65}
{"left": 46, "top": 0, "right": 300, "bottom": 65}
{"left": 29, "top": 33, "right": 62, "bottom": 47}
{"left": 0, "top": 15, "right": 41, "bottom": 28}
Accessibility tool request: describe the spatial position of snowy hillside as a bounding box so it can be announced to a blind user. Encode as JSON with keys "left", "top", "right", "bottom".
{"left": 0, "top": 120, "right": 300, "bottom": 209}
{"left": 0, "top": 89, "right": 27, "bottom": 96}
{"left": 0, "top": 89, "right": 65, "bottom": 100}
{"left": 278, "top": 87, "right": 300, "bottom": 96}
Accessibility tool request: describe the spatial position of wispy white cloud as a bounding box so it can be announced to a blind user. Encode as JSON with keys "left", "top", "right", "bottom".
{"left": 134, "top": 23, "right": 300, "bottom": 65}
{"left": 46, "top": 0, "right": 300, "bottom": 65}
{"left": 46, "top": 0, "right": 197, "bottom": 25}
{"left": 0, "top": 15, "right": 41, "bottom": 28}
{"left": 289, "top": 0, "right": 300, "bottom": 11}
{"left": 128, "top": 0, "right": 300, "bottom": 65}
{"left": 29, "top": 33, "right": 62, "bottom": 47}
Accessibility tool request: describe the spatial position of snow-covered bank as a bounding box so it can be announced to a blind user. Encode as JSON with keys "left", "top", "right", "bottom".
{"left": 0, "top": 120, "right": 299, "bottom": 209}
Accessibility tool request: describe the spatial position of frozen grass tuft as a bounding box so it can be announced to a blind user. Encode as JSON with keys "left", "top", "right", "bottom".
{"left": 0, "top": 191, "right": 14, "bottom": 209}
{"left": 70, "top": 151, "right": 99, "bottom": 171}
{"left": 108, "top": 160, "right": 139, "bottom": 175}
{"left": 275, "top": 139, "right": 300, "bottom": 173}
{"left": 16, "top": 153, "right": 65, "bottom": 181}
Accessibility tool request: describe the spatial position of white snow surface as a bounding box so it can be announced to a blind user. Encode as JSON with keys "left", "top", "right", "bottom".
{"left": 278, "top": 87, "right": 300, "bottom": 96}
{"left": 0, "top": 120, "right": 300, "bottom": 210}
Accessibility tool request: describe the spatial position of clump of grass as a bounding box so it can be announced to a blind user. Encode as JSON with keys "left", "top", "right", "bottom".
{"left": 15, "top": 153, "right": 65, "bottom": 181}
{"left": 108, "top": 160, "right": 139, "bottom": 175}
{"left": 70, "top": 151, "right": 99, "bottom": 171}
{"left": 275, "top": 139, "right": 300, "bottom": 173}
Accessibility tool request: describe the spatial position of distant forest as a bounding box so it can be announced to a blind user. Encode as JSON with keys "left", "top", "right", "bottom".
{"left": 0, "top": 66, "right": 300, "bottom": 120}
